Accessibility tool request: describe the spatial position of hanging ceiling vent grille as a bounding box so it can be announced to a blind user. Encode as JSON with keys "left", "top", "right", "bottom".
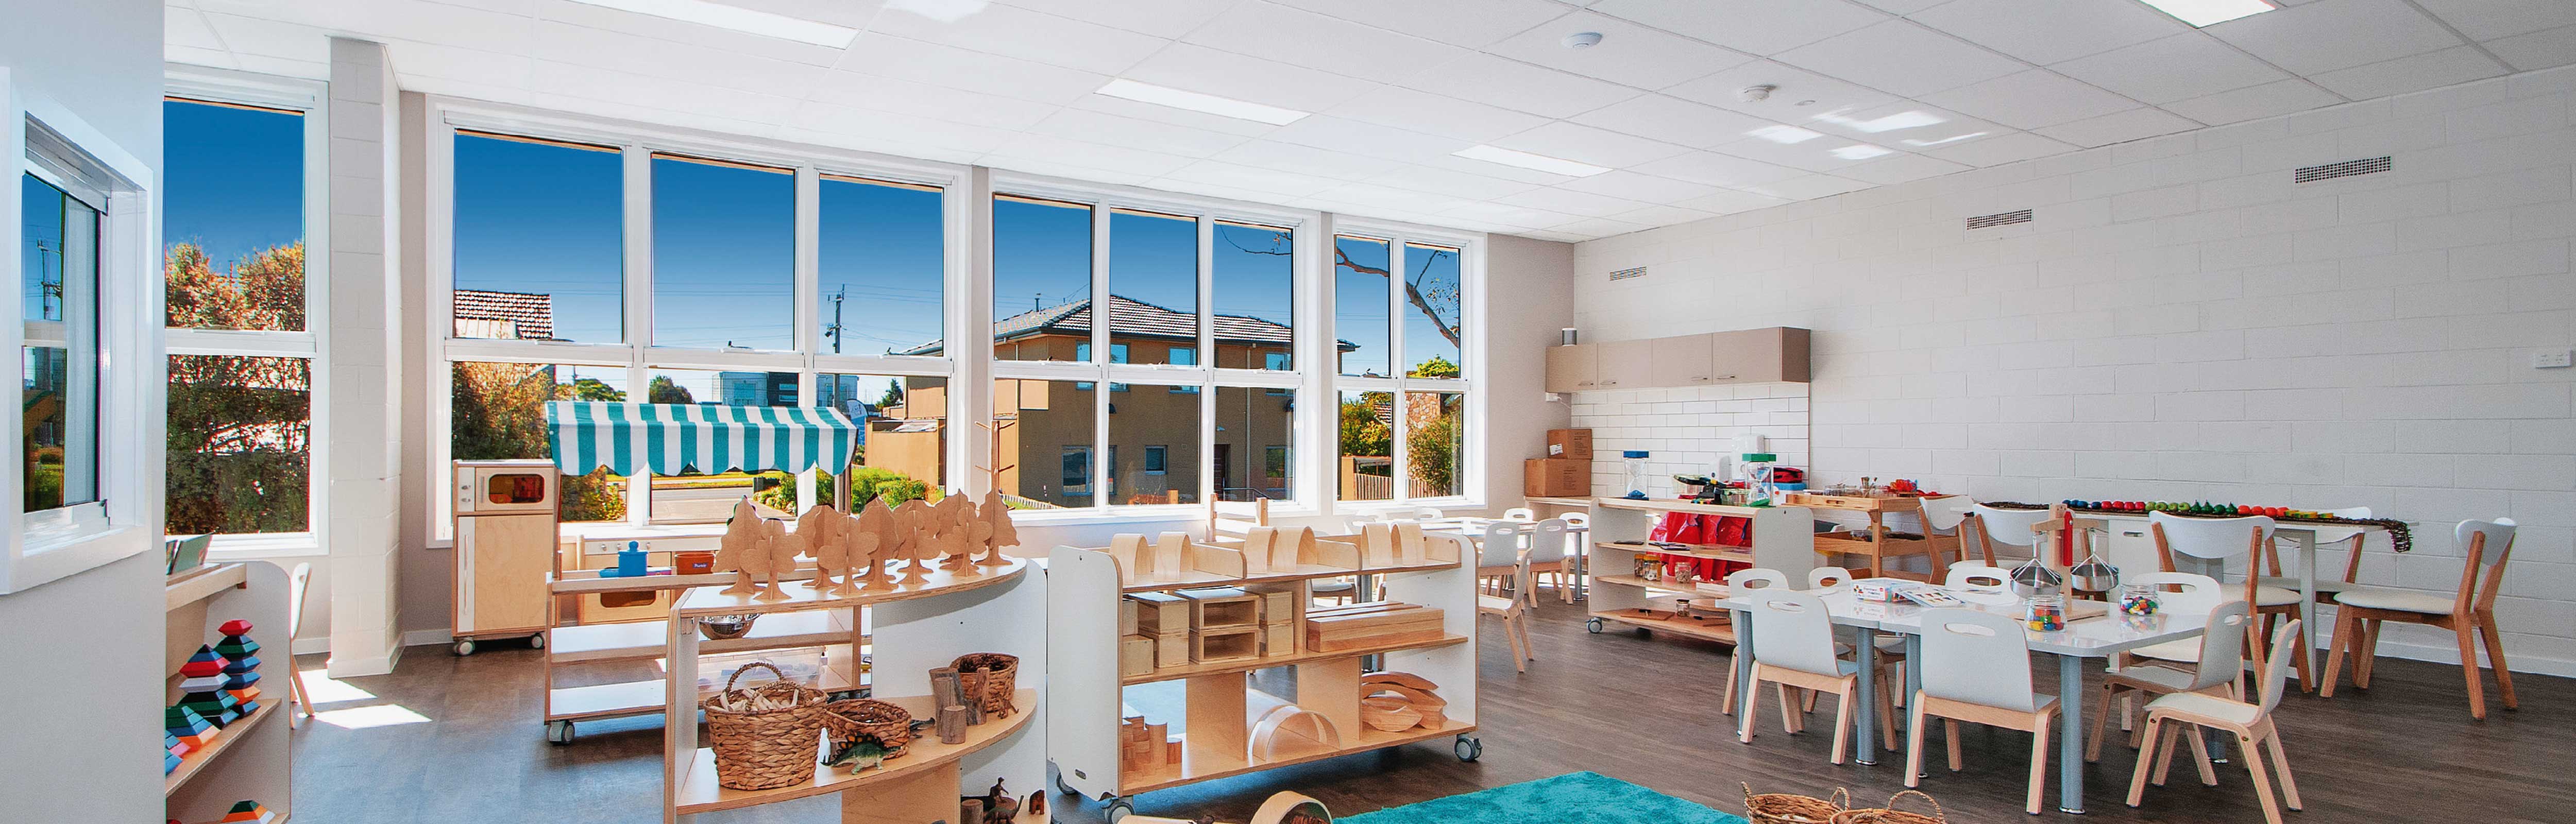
{"left": 1965, "top": 209, "right": 2032, "bottom": 230}
{"left": 2295, "top": 156, "right": 2391, "bottom": 183}
{"left": 1608, "top": 266, "right": 1648, "bottom": 281}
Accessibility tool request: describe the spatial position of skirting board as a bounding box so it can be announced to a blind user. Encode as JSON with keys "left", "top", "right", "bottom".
{"left": 289, "top": 628, "right": 454, "bottom": 657}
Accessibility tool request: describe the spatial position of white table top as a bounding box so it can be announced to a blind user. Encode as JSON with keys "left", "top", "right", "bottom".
{"left": 1717, "top": 580, "right": 2210, "bottom": 657}
{"left": 1418, "top": 518, "right": 1589, "bottom": 536}
{"left": 2039, "top": 509, "right": 2384, "bottom": 542}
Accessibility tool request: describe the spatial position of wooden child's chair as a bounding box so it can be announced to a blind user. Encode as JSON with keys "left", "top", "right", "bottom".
{"left": 2129, "top": 621, "right": 2307, "bottom": 824}
{"left": 1906, "top": 607, "right": 2061, "bottom": 815}
{"left": 2323, "top": 519, "right": 2517, "bottom": 719}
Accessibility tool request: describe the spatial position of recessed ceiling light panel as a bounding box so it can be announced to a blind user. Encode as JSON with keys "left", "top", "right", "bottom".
{"left": 2138, "top": 0, "right": 2276, "bottom": 27}
{"left": 1452, "top": 145, "right": 1612, "bottom": 177}
{"left": 1831, "top": 145, "right": 1893, "bottom": 160}
{"left": 1094, "top": 79, "right": 1309, "bottom": 126}
{"left": 1748, "top": 125, "right": 1824, "bottom": 144}
{"left": 564, "top": 0, "right": 860, "bottom": 47}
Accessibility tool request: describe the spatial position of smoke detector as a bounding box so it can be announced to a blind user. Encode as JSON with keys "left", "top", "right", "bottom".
{"left": 1562, "top": 31, "right": 1603, "bottom": 48}
{"left": 1738, "top": 84, "right": 1777, "bottom": 102}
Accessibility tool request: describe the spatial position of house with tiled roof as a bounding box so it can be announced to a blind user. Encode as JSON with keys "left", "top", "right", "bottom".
{"left": 451, "top": 288, "right": 557, "bottom": 341}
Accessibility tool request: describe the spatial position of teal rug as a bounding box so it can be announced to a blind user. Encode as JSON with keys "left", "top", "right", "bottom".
{"left": 1341, "top": 772, "right": 1750, "bottom": 824}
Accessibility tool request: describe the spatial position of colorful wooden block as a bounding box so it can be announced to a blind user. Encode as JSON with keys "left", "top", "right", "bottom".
{"left": 215, "top": 637, "right": 260, "bottom": 659}
{"left": 219, "top": 800, "right": 277, "bottom": 823}
{"left": 222, "top": 655, "right": 262, "bottom": 675}
{"left": 218, "top": 619, "right": 254, "bottom": 636}
{"left": 179, "top": 674, "right": 227, "bottom": 692}
{"left": 223, "top": 671, "right": 262, "bottom": 690}
{"left": 166, "top": 751, "right": 181, "bottom": 774}
{"left": 180, "top": 646, "right": 230, "bottom": 677}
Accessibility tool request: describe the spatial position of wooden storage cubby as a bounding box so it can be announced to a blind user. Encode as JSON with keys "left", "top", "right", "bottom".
{"left": 1048, "top": 530, "right": 1480, "bottom": 816}
{"left": 165, "top": 562, "right": 293, "bottom": 824}
{"left": 1583, "top": 499, "right": 1815, "bottom": 645}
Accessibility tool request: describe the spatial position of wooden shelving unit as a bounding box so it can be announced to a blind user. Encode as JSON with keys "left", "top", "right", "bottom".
{"left": 1047, "top": 534, "right": 1481, "bottom": 820}
{"left": 661, "top": 557, "right": 1044, "bottom": 823}
{"left": 1584, "top": 499, "right": 1813, "bottom": 647}
{"left": 540, "top": 567, "right": 861, "bottom": 743}
{"left": 165, "top": 561, "right": 292, "bottom": 823}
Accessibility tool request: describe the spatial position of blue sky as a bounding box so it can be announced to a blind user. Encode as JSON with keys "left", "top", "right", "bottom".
{"left": 820, "top": 179, "right": 943, "bottom": 353}
{"left": 992, "top": 197, "right": 1092, "bottom": 321}
{"left": 1213, "top": 222, "right": 1293, "bottom": 367}
{"left": 1404, "top": 243, "right": 1462, "bottom": 373}
{"left": 452, "top": 133, "right": 626, "bottom": 344}
{"left": 163, "top": 99, "right": 301, "bottom": 279}
{"left": 652, "top": 156, "right": 795, "bottom": 350}
{"left": 1334, "top": 236, "right": 1390, "bottom": 376}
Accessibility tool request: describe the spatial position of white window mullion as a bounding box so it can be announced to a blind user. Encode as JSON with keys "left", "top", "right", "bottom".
{"left": 622, "top": 145, "right": 653, "bottom": 525}
{"left": 1089, "top": 197, "right": 1111, "bottom": 509}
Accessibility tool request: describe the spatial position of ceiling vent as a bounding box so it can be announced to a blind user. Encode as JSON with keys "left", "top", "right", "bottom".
{"left": 1608, "top": 266, "right": 1647, "bottom": 281}
{"left": 1964, "top": 209, "right": 2032, "bottom": 230}
{"left": 2294, "top": 156, "right": 2392, "bottom": 184}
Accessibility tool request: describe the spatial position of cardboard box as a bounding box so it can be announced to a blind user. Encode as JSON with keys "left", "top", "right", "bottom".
{"left": 1525, "top": 458, "right": 1591, "bottom": 497}
{"left": 1546, "top": 428, "right": 1593, "bottom": 460}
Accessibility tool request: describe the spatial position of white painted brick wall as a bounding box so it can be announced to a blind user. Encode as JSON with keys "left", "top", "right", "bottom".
{"left": 1571, "top": 66, "right": 2576, "bottom": 675}
{"left": 1569, "top": 383, "right": 1808, "bottom": 500}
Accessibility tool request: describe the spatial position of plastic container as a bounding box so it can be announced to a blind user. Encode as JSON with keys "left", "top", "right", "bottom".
{"left": 2025, "top": 594, "right": 2067, "bottom": 632}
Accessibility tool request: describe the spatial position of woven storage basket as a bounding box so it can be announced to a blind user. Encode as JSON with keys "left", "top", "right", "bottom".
{"left": 702, "top": 662, "right": 830, "bottom": 791}
{"left": 1743, "top": 784, "right": 1847, "bottom": 824}
{"left": 1830, "top": 791, "right": 1944, "bottom": 824}
{"left": 952, "top": 653, "right": 1020, "bottom": 718}
{"left": 820, "top": 697, "right": 915, "bottom": 758}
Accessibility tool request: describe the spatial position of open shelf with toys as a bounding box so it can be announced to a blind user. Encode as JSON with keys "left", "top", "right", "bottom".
{"left": 1047, "top": 523, "right": 1481, "bottom": 820}
{"left": 1582, "top": 499, "right": 1814, "bottom": 645}
{"left": 164, "top": 561, "right": 293, "bottom": 824}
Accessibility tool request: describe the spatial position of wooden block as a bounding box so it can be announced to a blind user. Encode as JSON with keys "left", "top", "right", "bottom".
{"left": 1184, "top": 674, "right": 1249, "bottom": 765}
{"left": 1151, "top": 631, "right": 1190, "bottom": 668}
{"left": 1359, "top": 671, "right": 1438, "bottom": 691}
{"left": 1306, "top": 603, "right": 1436, "bottom": 633}
{"left": 1241, "top": 526, "right": 1279, "bottom": 574}
{"left": 1243, "top": 583, "right": 1299, "bottom": 622}
{"left": 1149, "top": 533, "right": 1191, "bottom": 579}
{"left": 1191, "top": 626, "right": 1260, "bottom": 663}
{"left": 1358, "top": 523, "right": 1397, "bottom": 566}
{"left": 1129, "top": 592, "right": 1190, "bottom": 634}
{"left": 1360, "top": 697, "right": 1422, "bottom": 732}
{"left": 1394, "top": 523, "right": 1428, "bottom": 564}
{"left": 1165, "top": 738, "right": 1182, "bottom": 764}
{"left": 1309, "top": 625, "right": 1444, "bottom": 653}
{"left": 1177, "top": 586, "right": 1260, "bottom": 629}
{"left": 1248, "top": 705, "right": 1342, "bottom": 761}
{"left": 1258, "top": 623, "right": 1295, "bottom": 657}
{"left": 938, "top": 703, "right": 970, "bottom": 744}
{"left": 1120, "top": 636, "right": 1154, "bottom": 677}
{"left": 1118, "top": 597, "right": 1139, "bottom": 637}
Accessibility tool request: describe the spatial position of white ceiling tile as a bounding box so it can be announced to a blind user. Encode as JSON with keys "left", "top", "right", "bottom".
{"left": 1024, "top": 108, "right": 1251, "bottom": 158}
{"left": 1118, "top": 44, "right": 1385, "bottom": 113}
{"left": 1774, "top": 20, "right": 2027, "bottom": 98}
{"left": 806, "top": 71, "right": 1057, "bottom": 129}
{"left": 1262, "top": 115, "right": 1463, "bottom": 164}
{"left": 531, "top": 59, "right": 801, "bottom": 124}
{"left": 994, "top": 0, "right": 1236, "bottom": 39}
{"left": 1262, "top": 0, "right": 1573, "bottom": 49}
{"left": 530, "top": 0, "right": 842, "bottom": 66}
{"left": 1922, "top": 70, "right": 2142, "bottom": 129}
{"left": 528, "top": 21, "right": 829, "bottom": 96}
{"left": 2487, "top": 24, "right": 2576, "bottom": 71}
{"left": 2160, "top": 79, "right": 2344, "bottom": 126}
{"left": 790, "top": 100, "right": 1022, "bottom": 154}
{"left": 535, "top": 92, "right": 785, "bottom": 140}
{"left": 1147, "top": 178, "right": 1313, "bottom": 205}
{"left": 868, "top": 1, "right": 1170, "bottom": 75}
{"left": 836, "top": 34, "right": 1111, "bottom": 105}
{"left": 166, "top": 44, "right": 240, "bottom": 71}
{"left": 1401, "top": 53, "right": 1644, "bottom": 118}
{"left": 1549, "top": 216, "right": 1653, "bottom": 238}
{"left": 1610, "top": 203, "right": 1721, "bottom": 228}
{"left": 2052, "top": 33, "right": 2291, "bottom": 105}
{"left": 166, "top": 7, "right": 226, "bottom": 49}
{"left": 1155, "top": 161, "right": 1345, "bottom": 198}
{"left": 1835, "top": 151, "right": 1970, "bottom": 184}
{"left": 201, "top": 13, "right": 334, "bottom": 63}
{"left": 1207, "top": 139, "right": 1409, "bottom": 182}
{"left": 981, "top": 152, "right": 1160, "bottom": 186}
{"left": 1848, "top": 0, "right": 1945, "bottom": 13}
{"left": 1739, "top": 174, "right": 1870, "bottom": 200}
{"left": 1570, "top": 94, "right": 1776, "bottom": 149}
{"left": 380, "top": 39, "right": 534, "bottom": 89}
{"left": 1326, "top": 86, "right": 1552, "bottom": 143}
{"left": 1484, "top": 11, "right": 1757, "bottom": 90}
{"left": 1490, "top": 121, "right": 1694, "bottom": 168}
{"left": 398, "top": 74, "right": 539, "bottom": 107}
{"left": 1631, "top": 150, "right": 1808, "bottom": 187}
{"left": 1802, "top": 101, "right": 2011, "bottom": 150}
{"left": 1554, "top": 170, "right": 1723, "bottom": 202}
{"left": 2410, "top": 0, "right": 2576, "bottom": 42}
{"left": 2205, "top": 0, "right": 2464, "bottom": 76}
{"left": 1921, "top": 130, "right": 2076, "bottom": 167}
{"left": 1495, "top": 187, "right": 1655, "bottom": 218}
{"left": 1368, "top": 165, "right": 1546, "bottom": 200}
{"left": 986, "top": 132, "right": 1196, "bottom": 177}
{"left": 1415, "top": 153, "right": 1582, "bottom": 185}
{"left": 1437, "top": 201, "right": 1584, "bottom": 231}
{"left": 1664, "top": 60, "right": 1901, "bottom": 119}
{"left": 700, "top": 0, "right": 885, "bottom": 29}
{"left": 1302, "top": 182, "right": 1474, "bottom": 213}
{"left": 2310, "top": 46, "right": 2511, "bottom": 100}
{"left": 1709, "top": 133, "right": 1892, "bottom": 171}
{"left": 1181, "top": 2, "right": 1467, "bottom": 83}
{"left": 1591, "top": 0, "right": 1888, "bottom": 56}
{"left": 1908, "top": 0, "right": 2187, "bottom": 66}
{"left": 2032, "top": 106, "right": 2200, "bottom": 147}
{"left": 1517, "top": 228, "right": 1594, "bottom": 243}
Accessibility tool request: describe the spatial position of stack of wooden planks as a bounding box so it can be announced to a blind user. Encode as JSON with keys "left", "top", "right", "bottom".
{"left": 1304, "top": 602, "right": 1445, "bottom": 652}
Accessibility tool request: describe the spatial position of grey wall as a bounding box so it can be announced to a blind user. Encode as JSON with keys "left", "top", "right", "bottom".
{"left": 0, "top": 0, "right": 167, "bottom": 818}
{"left": 1480, "top": 234, "right": 1579, "bottom": 512}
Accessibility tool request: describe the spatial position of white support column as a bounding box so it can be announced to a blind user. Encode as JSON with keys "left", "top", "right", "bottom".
{"left": 959, "top": 167, "right": 994, "bottom": 498}
{"left": 324, "top": 37, "right": 405, "bottom": 677}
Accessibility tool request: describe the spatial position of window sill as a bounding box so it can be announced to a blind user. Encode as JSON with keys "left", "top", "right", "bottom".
{"left": 207, "top": 533, "right": 327, "bottom": 559}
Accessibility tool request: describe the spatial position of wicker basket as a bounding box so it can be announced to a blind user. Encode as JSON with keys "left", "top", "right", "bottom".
{"left": 702, "top": 662, "right": 832, "bottom": 791}
{"left": 820, "top": 697, "right": 915, "bottom": 759}
{"left": 1831, "top": 791, "right": 1944, "bottom": 824}
{"left": 1743, "top": 784, "right": 1848, "bottom": 824}
{"left": 952, "top": 653, "right": 1020, "bottom": 718}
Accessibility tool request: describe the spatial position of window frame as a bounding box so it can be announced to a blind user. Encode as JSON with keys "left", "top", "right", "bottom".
{"left": 2, "top": 75, "right": 163, "bottom": 593}
{"left": 1324, "top": 216, "right": 1482, "bottom": 514}
{"left": 160, "top": 66, "right": 333, "bottom": 557}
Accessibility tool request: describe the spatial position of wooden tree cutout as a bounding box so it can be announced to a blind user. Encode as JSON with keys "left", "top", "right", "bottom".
{"left": 976, "top": 489, "right": 1019, "bottom": 568}
{"left": 753, "top": 518, "right": 796, "bottom": 602}
{"left": 853, "top": 502, "right": 900, "bottom": 590}
{"left": 935, "top": 494, "right": 976, "bottom": 572}
{"left": 834, "top": 512, "right": 879, "bottom": 596}
{"left": 800, "top": 504, "right": 844, "bottom": 591}
{"left": 894, "top": 499, "right": 935, "bottom": 586}
{"left": 717, "top": 497, "right": 761, "bottom": 595}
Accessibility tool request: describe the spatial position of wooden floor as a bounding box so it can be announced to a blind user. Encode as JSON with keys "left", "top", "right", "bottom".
{"left": 291, "top": 595, "right": 2575, "bottom": 823}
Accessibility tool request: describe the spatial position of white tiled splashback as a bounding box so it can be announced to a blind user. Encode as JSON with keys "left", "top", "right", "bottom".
{"left": 1570, "top": 383, "right": 1810, "bottom": 500}
{"left": 1569, "top": 65, "right": 2576, "bottom": 673}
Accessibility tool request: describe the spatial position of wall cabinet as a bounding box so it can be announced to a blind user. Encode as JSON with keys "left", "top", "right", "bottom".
{"left": 1547, "top": 327, "right": 1808, "bottom": 392}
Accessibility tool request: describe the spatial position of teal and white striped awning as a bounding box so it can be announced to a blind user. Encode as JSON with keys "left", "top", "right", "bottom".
{"left": 545, "top": 402, "right": 858, "bottom": 477}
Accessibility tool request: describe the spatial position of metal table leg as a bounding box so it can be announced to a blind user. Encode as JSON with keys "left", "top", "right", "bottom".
{"left": 2059, "top": 654, "right": 2086, "bottom": 814}
{"left": 1906, "top": 632, "right": 1925, "bottom": 777}
{"left": 1855, "top": 626, "right": 1880, "bottom": 765}
{"left": 1734, "top": 609, "right": 1758, "bottom": 722}
{"left": 2297, "top": 530, "right": 2320, "bottom": 690}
